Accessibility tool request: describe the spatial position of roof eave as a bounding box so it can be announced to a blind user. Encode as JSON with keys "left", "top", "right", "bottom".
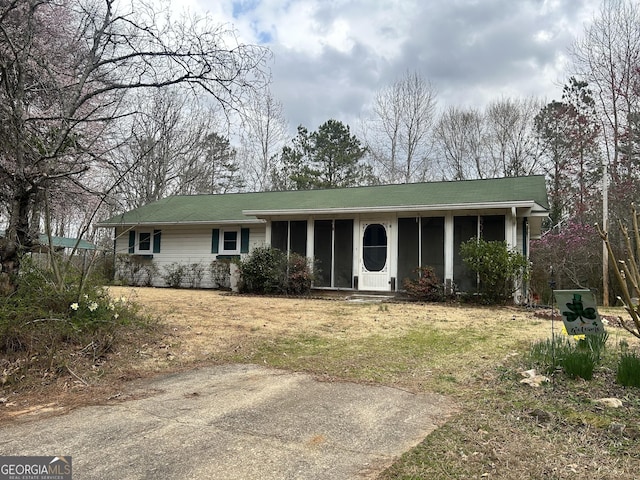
{"left": 244, "top": 201, "right": 548, "bottom": 217}
{"left": 97, "top": 219, "right": 265, "bottom": 228}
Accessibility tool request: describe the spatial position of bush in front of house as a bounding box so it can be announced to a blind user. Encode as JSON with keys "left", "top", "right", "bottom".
{"left": 460, "top": 237, "right": 529, "bottom": 304}
{"left": 209, "top": 260, "right": 232, "bottom": 289}
{"left": 286, "top": 253, "right": 314, "bottom": 295}
{"left": 403, "top": 266, "right": 445, "bottom": 302}
{"left": 239, "top": 246, "right": 313, "bottom": 295}
{"left": 239, "top": 246, "right": 288, "bottom": 294}
{"left": 115, "top": 254, "right": 157, "bottom": 286}
{"left": 162, "top": 262, "right": 187, "bottom": 288}
{"left": 187, "top": 262, "right": 206, "bottom": 288}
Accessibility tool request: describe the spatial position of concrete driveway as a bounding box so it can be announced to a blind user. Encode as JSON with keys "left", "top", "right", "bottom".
{"left": 1, "top": 364, "right": 455, "bottom": 479}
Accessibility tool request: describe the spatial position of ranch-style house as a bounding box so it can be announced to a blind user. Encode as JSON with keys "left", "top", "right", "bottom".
{"left": 98, "top": 175, "right": 549, "bottom": 296}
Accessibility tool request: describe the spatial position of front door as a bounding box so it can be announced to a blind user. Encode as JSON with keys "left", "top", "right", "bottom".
{"left": 359, "top": 221, "right": 391, "bottom": 291}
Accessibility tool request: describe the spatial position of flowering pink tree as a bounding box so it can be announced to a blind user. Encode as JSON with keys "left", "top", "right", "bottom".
{"left": 529, "top": 222, "right": 603, "bottom": 304}
{"left": 0, "top": 0, "right": 269, "bottom": 293}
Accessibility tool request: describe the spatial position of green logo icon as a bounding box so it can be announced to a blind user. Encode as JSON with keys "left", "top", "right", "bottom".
{"left": 563, "top": 293, "right": 597, "bottom": 324}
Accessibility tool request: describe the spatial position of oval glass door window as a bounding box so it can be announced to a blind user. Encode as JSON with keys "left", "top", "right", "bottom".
{"left": 363, "top": 224, "right": 387, "bottom": 272}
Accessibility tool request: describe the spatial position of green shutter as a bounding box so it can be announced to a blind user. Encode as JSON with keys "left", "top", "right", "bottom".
{"left": 128, "top": 231, "right": 135, "bottom": 253}
{"left": 240, "top": 228, "right": 250, "bottom": 253}
{"left": 153, "top": 230, "right": 161, "bottom": 253}
{"left": 211, "top": 229, "right": 220, "bottom": 254}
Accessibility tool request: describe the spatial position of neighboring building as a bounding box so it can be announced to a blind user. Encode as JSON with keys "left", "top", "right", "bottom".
{"left": 97, "top": 176, "right": 549, "bottom": 295}
{"left": 0, "top": 231, "right": 97, "bottom": 253}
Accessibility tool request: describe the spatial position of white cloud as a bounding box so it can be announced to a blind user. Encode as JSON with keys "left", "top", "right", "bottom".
{"left": 149, "top": 0, "right": 601, "bottom": 132}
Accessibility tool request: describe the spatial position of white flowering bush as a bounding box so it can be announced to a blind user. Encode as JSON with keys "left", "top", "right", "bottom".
{"left": 68, "top": 290, "right": 132, "bottom": 329}
{"left": 0, "top": 259, "right": 154, "bottom": 388}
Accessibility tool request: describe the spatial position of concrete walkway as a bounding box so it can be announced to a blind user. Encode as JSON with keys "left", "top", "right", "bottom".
{"left": 0, "top": 364, "right": 455, "bottom": 479}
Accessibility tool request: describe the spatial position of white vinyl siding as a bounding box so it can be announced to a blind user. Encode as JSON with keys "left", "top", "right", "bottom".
{"left": 114, "top": 225, "right": 266, "bottom": 288}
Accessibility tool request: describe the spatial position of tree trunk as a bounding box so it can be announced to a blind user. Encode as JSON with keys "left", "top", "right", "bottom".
{"left": 0, "top": 188, "right": 35, "bottom": 294}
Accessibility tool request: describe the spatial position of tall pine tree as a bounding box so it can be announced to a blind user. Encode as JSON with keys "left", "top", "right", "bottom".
{"left": 273, "top": 120, "right": 370, "bottom": 190}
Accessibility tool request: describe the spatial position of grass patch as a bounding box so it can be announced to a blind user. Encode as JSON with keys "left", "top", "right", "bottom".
{"left": 228, "top": 325, "right": 507, "bottom": 393}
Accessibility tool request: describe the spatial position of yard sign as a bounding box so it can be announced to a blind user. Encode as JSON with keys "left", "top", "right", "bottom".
{"left": 553, "top": 290, "right": 605, "bottom": 335}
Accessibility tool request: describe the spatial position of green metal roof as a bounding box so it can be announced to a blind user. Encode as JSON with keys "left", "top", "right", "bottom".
{"left": 0, "top": 230, "right": 97, "bottom": 250}
{"left": 98, "top": 176, "right": 549, "bottom": 227}
{"left": 38, "top": 235, "right": 97, "bottom": 250}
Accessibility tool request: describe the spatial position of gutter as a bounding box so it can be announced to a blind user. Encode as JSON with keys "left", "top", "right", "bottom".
{"left": 244, "top": 201, "right": 547, "bottom": 217}
{"left": 96, "top": 219, "right": 266, "bottom": 228}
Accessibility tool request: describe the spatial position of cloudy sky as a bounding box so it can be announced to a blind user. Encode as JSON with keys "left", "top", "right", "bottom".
{"left": 162, "top": 0, "right": 601, "bottom": 133}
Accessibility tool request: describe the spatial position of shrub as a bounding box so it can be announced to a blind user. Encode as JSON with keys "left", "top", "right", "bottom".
{"left": 616, "top": 352, "right": 640, "bottom": 388}
{"left": 162, "top": 262, "right": 187, "bottom": 288}
{"left": 115, "top": 254, "right": 157, "bottom": 286}
{"left": 0, "top": 261, "right": 150, "bottom": 385}
{"left": 239, "top": 247, "right": 314, "bottom": 295}
{"left": 597, "top": 204, "right": 640, "bottom": 338}
{"left": 209, "top": 260, "right": 232, "bottom": 289}
{"left": 187, "top": 262, "right": 205, "bottom": 288}
{"left": 239, "top": 246, "right": 288, "bottom": 294}
{"left": 460, "top": 238, "right": 529, "bottom": 304}
{"left": 403, "top": 266, "right": 444, "bottom": 301}
{"left": 287, "top": 253, "right": 314, "bottom": 295}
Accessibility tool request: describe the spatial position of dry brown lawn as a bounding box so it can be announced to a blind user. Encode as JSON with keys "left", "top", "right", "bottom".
{"left": 3, "top": 287, "right": 640, "bottom": 479}
{"left": 110, "top": 287, "right": 554, "bottom": 380}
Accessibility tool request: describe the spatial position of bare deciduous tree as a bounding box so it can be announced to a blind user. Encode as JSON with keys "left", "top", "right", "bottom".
{"left": 239, "top": 90, "right": 289, "bottom": 191}
{"left": 571, "top": 0, "right": 640, "bottom": 303}
{"left": 485, "top": 96, "right": 543, "bottom": 177}
{"left": 433, "top": 106, "right": 487, "bottom": 180}
{"left": 110, "top": 88, "right": 213, "bottom": 209}
{"left": 0, "top": 0, "right": 269, "bottom": 292}
{"left": 362, "top": 71, "right": 437, "bottom": 183}
{"left": 571, "top": 0, "right": 640, "bottom": 183}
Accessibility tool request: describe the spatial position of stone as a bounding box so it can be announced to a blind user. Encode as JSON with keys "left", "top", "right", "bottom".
{"left": 595, "top": 397, "right": 623, "bottom": 408}
{"left": 520, "top": 369, "right": 550, "bottom": 387}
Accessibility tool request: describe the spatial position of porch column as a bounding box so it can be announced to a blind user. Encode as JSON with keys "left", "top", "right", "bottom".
{"left": 506, "top": 207, "right": 517, "bottom": 249}
{"left": 265, "top": 220, "right": 272, "bottom": 247}
{"left": 306, "top": 218, "right": 314, "bottom": 263}
{"left": 444, "top": 213, "right": 454, "bottom": 284}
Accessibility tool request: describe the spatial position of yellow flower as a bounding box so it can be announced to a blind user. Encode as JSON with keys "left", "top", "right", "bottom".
{"left": 70, "top": 303, "right": 79, "bottom": 311}
{"left": 573, "top": 334, "right": 586, "bottom": 341}
{"left": 88, "top": 302, "right": 99, "bottom": 312}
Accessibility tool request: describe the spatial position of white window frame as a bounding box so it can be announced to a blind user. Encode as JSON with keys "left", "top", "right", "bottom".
{"left": 136, "top": 231, "right": 153, "bottom": 253}
{"left": 220, "top": 229, "right": 240, "bottom": 254}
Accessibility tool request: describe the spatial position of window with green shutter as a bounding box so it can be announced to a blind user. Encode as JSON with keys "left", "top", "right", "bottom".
{"left": 128, "top": 231, "right": 136, "bottom": 253}
{"left": 241, "top": 228, "right": 250, "bottom": 253}
{"left": 153, "top": 230, "right": 162, "bottom": 253}
{"left": 212, "top": 229, "right": 220, "bottom": 254}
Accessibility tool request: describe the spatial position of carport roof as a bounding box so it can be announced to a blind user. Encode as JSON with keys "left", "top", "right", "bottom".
{"left": 97, "top": 175, "right": 549, "bottom": 227}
